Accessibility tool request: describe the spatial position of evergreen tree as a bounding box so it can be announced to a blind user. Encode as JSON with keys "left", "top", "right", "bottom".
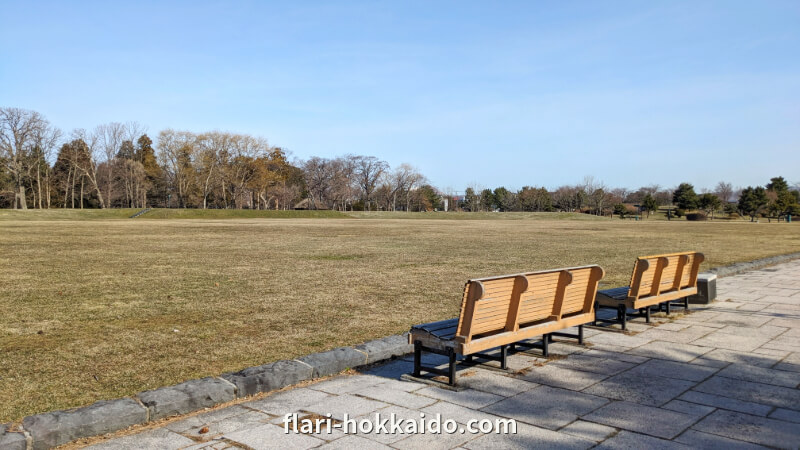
{"left": 672, "top": 183, "right": 698, "bottom": 210}
{"left": 738, "top": 186, "right": 768, "bottom": 222}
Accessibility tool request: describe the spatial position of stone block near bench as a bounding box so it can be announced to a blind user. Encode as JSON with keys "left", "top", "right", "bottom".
{"left": 688, "top": 273, "right": 717, "bottom": 304}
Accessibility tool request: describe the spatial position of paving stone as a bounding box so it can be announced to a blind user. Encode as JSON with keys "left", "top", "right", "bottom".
{"left": 752, "top": 347, "right": 790, "bottom": 358}
{"left": 580, "top": 348, "right": 649, "bottom": 364}
{"left": 768, "top": 408, "right": 800, "bottom": 424}
{"left": 85, "top": 428, "right": 195, "bottom": 449}
{"left": 245, "top": 387, "right": 332, "bottom": 415}
{"left": 694, "top": 348, "right": 780, "bottom": 368}
{"left": 415, "top": 386, "right": 504, "bottom": 410}
{"left": 716, "top": 363, "right": 800, "bottom": 388}
{"left": 627, "top": 358, "right": 718, "bottom": 382}
{"left": 360, "top": 358, "right": 413, "bottom": 379}
{"left": 177, "top": 410, "right": 271, "bottom": 441}
{"left": 309, "top": 374, "right": 384, "bottom": 394}
{"left": 583, "top": 401, "right": 697, "bottom": 439}
{"left": 593, "top": 430, "right": 688, "bottom": 449}
{"left": 693, "top": 375, "right": 800, "bottom": 410}
{"left": 627, "top": 341, "right": 713, "bottom": 362}
{"left": 421, "top": 401, "right": 510, "bottom": 428}
{"left": 718, "top": 324, "right": 789, "bottom": 339}
{"left": 660, "top": 400, "right": 715, "bottom": 418}
{"left": 583, "top": 370, "right": 696, "bottom": 407}
{"left": 165, "top": 405, "right": 252, "bottom": 433}
{"left": 583, "top": 331, "right": 652, "bottom": 348}
{"left": 224, "top": 423, "right": 324, "bottom": 449}
{"left": 356, "top": 384, "right": 437, "bottom": 409}
{"left": 391, "top": 427, "right": 477, "bottom": 450}
{"left": 677, "top": 391, "right": 773, "bottom": 416}
{"left": 691, "top": 331, "right": 771, "bottom": 352}
{"left": 138, "top": 377, "right": 235, "bottom": 421}
{"left": 370, "top": 378, "right": 425, "bottom": 393}
{"left": 551, "top": 354, "right": 636, "bottom": 376}
{"left": 674, "top": 430, "right": 768, "bottom": 449}
{"left": 635, "top": 326, "right": 714, "bottom": 344}
{"left": 465, "top": 422, "right": 594, "bottom": 449}
{"left": 482, "top": 385, "right": 609, "bottom": 430}
{"left": 318, "top": 435, "right": 392, "bottom": 449}
{"left": 559, "top": 420, "right": 617, "bottom": 442}
{"left": 654, "top": 322, "right": 689, "bottom": 331}
{"left": 773, "top": 362, "right": 800, "bottom": 373}
{"left": 351, "top": 405, "right": 425, "bottom": 445}
{"left": 297, "top": 347, "right": 368, "bottom": 378}
{"left": 692, "top": 410, "right": 800, "bottom": 448}
{"left": 517, "top": 363, "right": 610, "bottom": 391}
{"left": 450, "top": 367, "right": 538, "bottom": 397}
{"left": 304, "top": 394, "right": 388, "bottom": 421}
{"left": 221, "top": 359, "right": 313, "bottom": 397}
{"left": 710, "top": 312, "right": 773, "bottom": 327}
{"left": 23, "top": 398, "right": 148, "bottom": 450}
{"left": 761, "top": 338, "right": 800, "bottom": 354}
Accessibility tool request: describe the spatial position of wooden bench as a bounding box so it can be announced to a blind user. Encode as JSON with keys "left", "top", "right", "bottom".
{"left": 594, "top": 251, "right": 705, "bottom": 330}
{"left": 408, "top": 265, "right": 605, "bottom": 385}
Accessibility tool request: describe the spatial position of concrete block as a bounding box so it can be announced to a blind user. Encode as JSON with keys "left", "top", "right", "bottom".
{"left": 297, "top": 347, "right": 368, "bottom": 378}
{"left": 693, "top": 410, "right": 800, "bottom": 448}
{"left": 221, "top": 359, "right": 313, "bottom": 397}
{"left": 137, "top": 377, "right": 236, "bottom": 421}
{"left": 22, "top": 398, "right": 147, "bottom": 450}
{"left": 689, "top": 273, "right": 716, "bottom": 304}
{"left": 355, "top": 334, "right": 413, "bottom": 364}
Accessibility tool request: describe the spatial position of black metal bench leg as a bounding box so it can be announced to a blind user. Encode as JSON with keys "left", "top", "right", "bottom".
{"left": 618, "top": 304, "right": 627, "bottom": 330}
{"left": 448, "top": 348, "right": 457, "bottom": 386}
{"left": 593, "top": 300, "right": 599, "bottom": 326}
{"left": 542, "top": 334, "right": 549, "bottom": 357}
{"left": 578, "top": 325, "right": 584, "bottom": 344}
{"left": 665, "top": 300, "right": 671, "bottom": 315}
{"left": 684, "top": 297, "right": 689, "bottom": 311}
{"left": 500, "top": 345, "right": 508, "bottom": 370}
{"left": 413, "top": 341, "right": 422, "bottom": 377}
{"left": 646, "top": 306, "right": 651, "bottom": 323}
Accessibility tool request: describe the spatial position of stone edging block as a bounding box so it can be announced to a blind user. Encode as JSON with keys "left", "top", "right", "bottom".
{"left": 355, "top": 333, "right": 413, "bottom": 364}
{"left": 221, "top": 359, "right": 313, "bottom": 398}
{"left": 709, "top": 251, "right": 800, "bottom": 278}
{"left": 297, "top": 346, "right": 369, "bottom": 378}
{"left": 0, "top": 422, "right": 28, "bottom": 450}
{"left": 137, "top": 377, "right": 236, "bottom": 421}
{"left": 21, "top": 398, "right": 147, "bottom": 450}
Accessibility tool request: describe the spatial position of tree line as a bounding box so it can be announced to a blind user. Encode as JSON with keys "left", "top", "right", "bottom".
{"left": 0, "top": 107, "right": 437, "bottom": 211}
{"left": 2, "top": 107, "right": 798, "bottom": 219}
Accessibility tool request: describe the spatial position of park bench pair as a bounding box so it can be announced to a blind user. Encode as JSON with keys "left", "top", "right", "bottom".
{"left": 408, "top": 251, "right": 704, "bottom": 385}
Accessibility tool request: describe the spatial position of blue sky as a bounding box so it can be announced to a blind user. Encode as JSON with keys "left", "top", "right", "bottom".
{"left": 1, "top": 0, "right": 798, "bottom": 192}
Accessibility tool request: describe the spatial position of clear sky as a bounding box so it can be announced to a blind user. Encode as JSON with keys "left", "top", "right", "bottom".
{"left": 1, "top": 0, "right": 798, "bottom": 192}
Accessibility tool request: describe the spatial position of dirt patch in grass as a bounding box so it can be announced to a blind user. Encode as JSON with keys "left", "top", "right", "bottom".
{"left": 1, "top": 217, "right": 799, "bottom": 421}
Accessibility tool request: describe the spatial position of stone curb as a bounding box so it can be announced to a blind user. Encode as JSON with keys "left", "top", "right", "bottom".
{"left": 11, "top": 333, "right": 412, "bottom": 448}
{"left": 708, "top": 252, "right": 800, "bottom": 278}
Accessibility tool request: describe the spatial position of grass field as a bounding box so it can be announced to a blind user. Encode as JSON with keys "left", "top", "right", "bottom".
{"left": 1, "top": 211, "right": 799, "bottom": 422}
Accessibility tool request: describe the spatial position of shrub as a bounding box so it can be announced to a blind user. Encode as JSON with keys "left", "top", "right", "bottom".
{"left": 674, "top": 208, "right": 686, "bottom": 218}
{"left": 686, "top": 212, "right": 708, "bottom": 221}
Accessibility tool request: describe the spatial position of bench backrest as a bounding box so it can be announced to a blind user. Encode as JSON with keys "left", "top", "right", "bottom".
{"left": 455, "top": 265, "right": 604, "bottom": 344}
{"left": 627, "top": 251, "right": 704, "bottom": 300}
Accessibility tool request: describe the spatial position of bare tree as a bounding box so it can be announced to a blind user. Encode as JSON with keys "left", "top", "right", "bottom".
{"left": 0, "top": 107, "right": 58, "bottom": 209}
{"left": 714, "top": 181, "right": 734, "bottom": 204}
{"left": 352, "top": 155, "right": 388, "bottom": 211}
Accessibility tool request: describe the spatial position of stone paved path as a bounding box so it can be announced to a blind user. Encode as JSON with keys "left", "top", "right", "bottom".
{"left": 88, "top": 260, "right": 800, "bottom": 449}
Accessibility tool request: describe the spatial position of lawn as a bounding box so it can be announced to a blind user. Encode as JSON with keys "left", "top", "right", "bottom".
{"left": 1, "top": 212, "right": 799, "bottom": 422}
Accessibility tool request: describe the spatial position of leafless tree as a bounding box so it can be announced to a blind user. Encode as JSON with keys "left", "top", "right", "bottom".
{"left": 352, "top": 155, "right": 388, "bottom": 211}
{"left": 714, "top": 181, "right": 735, "bottom": 204}
{"left": 0, "top": 107, "right": 60, "bottom": 209}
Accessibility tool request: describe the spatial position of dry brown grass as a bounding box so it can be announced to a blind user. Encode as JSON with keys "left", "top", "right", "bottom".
{"left": 1, "top": 216, "right": 799, "bottom": 421}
